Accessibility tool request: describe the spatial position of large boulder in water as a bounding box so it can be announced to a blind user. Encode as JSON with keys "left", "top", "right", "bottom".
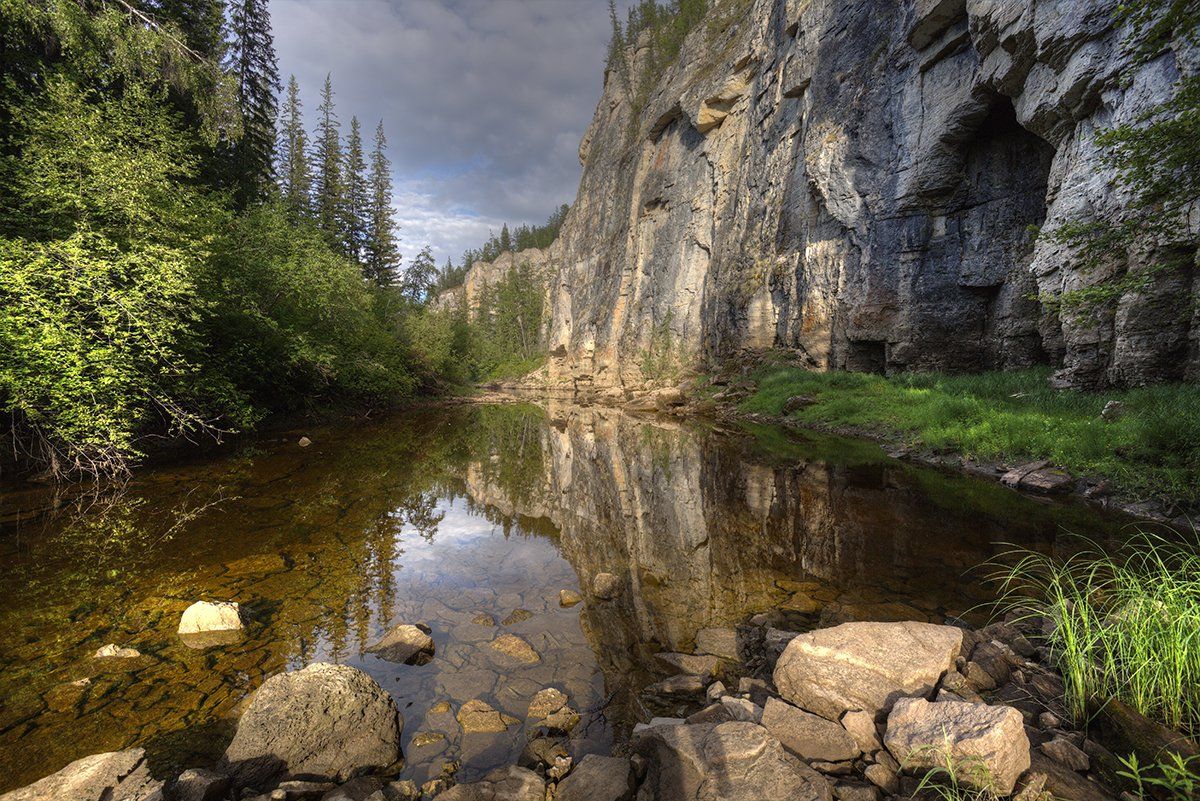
{"left": 884, "top": 698, "right": 1030, "bottom": 795}
{"left": 772, "top": 621, "right": 963, "bottom": 721}
{"left": 178, "top": 600, "right": 243, "bottom": 633}
{"left": 633, "top": 721, "right": 832, "bottom": 801}
{"left": 220, "top": 662, "right": 402, "bottom": 789}
{"left": 0, "top": 748, "right": 162, "bottom": 801}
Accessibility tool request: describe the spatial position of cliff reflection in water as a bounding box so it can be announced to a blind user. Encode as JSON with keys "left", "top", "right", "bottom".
{"left": 0, "top": 403, "right": 1120, "bottom": 792}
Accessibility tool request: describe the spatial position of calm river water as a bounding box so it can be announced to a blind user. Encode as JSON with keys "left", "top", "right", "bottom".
{"left": 0, "top": 403, "right": 1130, "bottom": 791}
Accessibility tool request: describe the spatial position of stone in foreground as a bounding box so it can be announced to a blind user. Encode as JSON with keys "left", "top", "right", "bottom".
{"left": 488, "top": 633, "right": 540, "bottom": 664}
{"left": 178, "top": 600, "right": 243, "bottom": 634}
{"left": 883, "top": 698, "right": 1030, "bottom": 795}
{"left": 457, "top": 699, "right": 519, "bottom": 733}
{"left": 365, "top": 623, "right": 435, "bottom": 665}
{"left": 170, "top": 768, "right": 229, "bottom": 801}
{"left": 558, "top": 589, "right": 582, "bottom": 607}
{"left": 773, "top": 621, "right": 963, "bottom": 720}
{"left": 761, "top": 698, "right": 860, "bottom": 763}
{"left": 0, "top": 748, "right": 162, "bottom": 801}
{"left": 633, "top": 721, "right": 833, "bottom": 801}
{"left": 432, "top": 766, "right": 543, "bottom": 801}
{"left": 220, "top": 662, "right": 402, "bottom": 789}
{"left": 554, "top": 754, "right": 635, "bottom": 801}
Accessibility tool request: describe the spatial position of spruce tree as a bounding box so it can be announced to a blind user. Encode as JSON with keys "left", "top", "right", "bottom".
{"left": 313, "top": 74, "right": 342, "bottom": 241}
{"left": 365, "top": 120, "right": 400, "bottom": 285}
{"left": 225, "top": 0, "right": 279, "bottom": 207}
{"left": 277, "top": 75, "right": 311, "bottom": 217}
{"left": 341, "top": 115, "right": 368, "bottom": 262}
{"left": 499, "top": 223, "right": 511, "bottom": 252}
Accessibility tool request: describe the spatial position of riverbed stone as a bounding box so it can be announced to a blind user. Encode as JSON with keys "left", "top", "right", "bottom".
{"left": 655, "top": 652, "right": 720, "bottom": 676}
{"left": 178, "top": 600, "right": 243, "bottom": 634}
{"left": 220, "top": 662, "right": 403, "bottom": 789}
{"left": 554, "top": 754, "right": 635, "bottom": 801}
{"left": 773, "top": 621, "right": 964, "bottom": 721}
{"left": 365, "top": 623, "right": 435, "bottom": 665}
{"left": 592, "top": 572, "right": 621, "bottom": 600}
{"left": 761, "top": 698, "right": 860, "bottom": 763}
{"left": 171, "top": 768, "right": 229, "bottom": 801}
{"left": 839, "top": 710, "right": 882, "bottom": 754}
{"left": 694, "top": 627, "right": 740, "bottom": 661}
{"left": 526, "top": 687, "right": 567, "bottom": 719}
{"left": 488, "top": 633, "right": 540, "bottom": 665}
{"left": 431, "top": 766, "right": 542, "bottom": 801}
{"left": 884, "top": 698, "right": 1030, "bottom": 795}
{"left": 0, "top": 748, "right": 162, "bottom": 801}
{"left": 93, "top": 643, "right": 141, "bottom": 659}
{"left": 501, "top": 609, "right": 533, "bottom": 625}
{"left": 632, "top": 721, "right": 832, "bottom": 801}
{"left": 558, "top": 589, "right": 582, "bottom": 607}
{"left": 456, "top": 699, "right": 518, "bottom": 733}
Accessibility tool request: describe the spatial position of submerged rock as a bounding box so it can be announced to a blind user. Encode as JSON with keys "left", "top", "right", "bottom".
{"left": 178, "top": 601, "right": 243, "bottom": 634}
{"left": 558, "top": 589, "right": 582, "bottom": 607}
{"left": 456, "top": 699, "right": 518, "bottom": 733}
{"left": 884, "top": 698, "right": 1030, "bottom": 795}
{"left": 93, "top": 643, "right": 141, "bottom": 659}
{"left": 0, "top": 748, "right": 162, "bottom": 801}
{"left": 633, "top": 720, "right": 833, "bottom": 801}
{"left": 526, "top": 687, "right": 568, "bottom": 720}
{"left": 366, "top": 623, "right": 435, "bottom": 665}
{"left": 220, "top": 662, "right": 402, "bottom": 789}
{"left": 773, "top": 621, "right": 964, "bottom": 720}
{"left": 487, "top": 633, "right": 540, "bottom": 664}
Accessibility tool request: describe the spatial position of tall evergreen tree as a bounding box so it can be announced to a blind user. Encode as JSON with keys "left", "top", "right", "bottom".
{"left": 341, "top": 115, "right": 368, "bottom": 261}
{"left": 499, "top": 223, "right": 511, "bottom": 252}
{"left": 313, "top": 74, "right": 342, "bottom": 240}
{"left": 365, "top": 120, "right": 401, "bottom": 285}
{"left": 225, "top": 0, "right": 279, "bottom": 207}
{"left": 277, "top": 75, "right": 311, "bottom": 217}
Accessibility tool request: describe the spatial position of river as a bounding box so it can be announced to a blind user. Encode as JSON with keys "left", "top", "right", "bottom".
{"left": 0, "top": 402, "right": 1129, "bottom": 791}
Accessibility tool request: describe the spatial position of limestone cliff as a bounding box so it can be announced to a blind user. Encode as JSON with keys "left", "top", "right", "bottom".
{"left": 455, "top": 0, "right": 1199, "bottom": 390}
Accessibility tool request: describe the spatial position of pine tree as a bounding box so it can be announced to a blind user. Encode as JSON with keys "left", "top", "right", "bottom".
{"left": 341, "top": 115, "right": 368, "bottom": 261}
{"left": 499, "top": 223, "right": 511, "bottom": 252}
{"left": 277, "top": 75, "right": 311, "bottom": 217}
{"left": 364, "top": 120, "right": 400, "bottom": 285}
{"left": 225, "top": 0, "right": 279, "bottom": 207}
{"left": 313, "top": 74, "right": 342, "bottom": 240}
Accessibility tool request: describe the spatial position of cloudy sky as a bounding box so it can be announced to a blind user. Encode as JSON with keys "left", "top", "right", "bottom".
{"left": 273, "top": 0, "right": 623, "bottom": 265}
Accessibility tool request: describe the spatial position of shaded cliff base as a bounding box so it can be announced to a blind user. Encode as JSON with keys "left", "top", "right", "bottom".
{"left": 470, "top": 355, "right": 1200, "bottom": 526}
{"left": 707, "top": 360, "right": 1200, "bottom": 526}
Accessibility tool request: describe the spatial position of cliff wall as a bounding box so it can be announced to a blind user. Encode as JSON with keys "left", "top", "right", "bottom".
{"left": 445, "top": 0, "right": 1198, "bottom": 390}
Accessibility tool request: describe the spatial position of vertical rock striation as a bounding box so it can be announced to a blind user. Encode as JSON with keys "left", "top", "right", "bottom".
{"left": 452, "top": 0, "right": 1198, "bottom": 390}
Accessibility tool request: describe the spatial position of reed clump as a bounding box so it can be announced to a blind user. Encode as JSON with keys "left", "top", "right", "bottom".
{"left": 993, "top": 530, "right": 1200, "bottom": 738}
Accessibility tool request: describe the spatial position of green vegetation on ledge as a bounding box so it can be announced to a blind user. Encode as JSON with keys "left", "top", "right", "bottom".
{"left": 739, "top": 365, "right": 1200, "bottom": 503}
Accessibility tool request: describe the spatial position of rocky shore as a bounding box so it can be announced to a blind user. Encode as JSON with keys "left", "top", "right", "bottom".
{"left": 6, "top": 592, "right": 1186, "bottom": 801}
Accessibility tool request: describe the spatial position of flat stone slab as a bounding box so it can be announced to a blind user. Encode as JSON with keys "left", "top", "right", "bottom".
{"left": 0, "top": 748, "right": 162, "bottom": 801}
{"left": 761, "top": 698, "right": 860, "bottom": 763}
{"left": 773, "top": 621, "right": 964, "bottom": 721}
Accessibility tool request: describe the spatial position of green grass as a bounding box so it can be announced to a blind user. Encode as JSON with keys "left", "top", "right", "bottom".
{"left": 739, "top": 366, "right": 1200, "bottom": 503}
{"left": 993, "top": 531, "right": 1200, "bottom": 738}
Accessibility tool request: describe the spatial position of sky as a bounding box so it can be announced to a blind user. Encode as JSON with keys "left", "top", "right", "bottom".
{"left": 273, "top": 0, "right": 623, "bottom": 266}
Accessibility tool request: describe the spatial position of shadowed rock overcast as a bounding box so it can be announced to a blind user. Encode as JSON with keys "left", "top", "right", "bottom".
{"left": 273, "top": 0, "right": 625, "bottom": 264}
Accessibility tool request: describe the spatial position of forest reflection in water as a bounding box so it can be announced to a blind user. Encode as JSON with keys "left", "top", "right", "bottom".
{"left": 0, "top": 402, "right": 1127, "bottom": 792}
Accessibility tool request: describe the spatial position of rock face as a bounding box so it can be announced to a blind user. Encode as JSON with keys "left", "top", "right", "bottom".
{"left": 633, "top": 720, "right": 833, "bottom": 801}
{"left": 773, "top": 621, "right": 964, "bottom": 720}
{"left": 0, "top": 748, "right": 162, "bottom": 801}
{"left": 444, "top": 0, "right": 1199, "bottom": 391}
{"left": 220, "top": 663, "right": 402, "bottom": 789}
{"left": 884, "top": 698, "right": 1031, "bottom": 795}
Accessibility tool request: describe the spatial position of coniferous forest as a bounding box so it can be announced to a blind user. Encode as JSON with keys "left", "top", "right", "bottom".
{"left": 0, "top": 0, "right": 515, "bottom": 480}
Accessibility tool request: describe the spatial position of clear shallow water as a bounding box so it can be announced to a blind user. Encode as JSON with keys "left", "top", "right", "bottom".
{"left": 0, "top": 402, "right": 1128, "bottom": 791}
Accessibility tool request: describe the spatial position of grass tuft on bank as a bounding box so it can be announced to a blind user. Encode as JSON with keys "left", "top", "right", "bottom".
{"left": 739, "top": 366, "right": 1200, "bottom": 503}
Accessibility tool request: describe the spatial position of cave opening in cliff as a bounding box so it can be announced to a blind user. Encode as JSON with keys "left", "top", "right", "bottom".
{"left": 948, "top": 96, "right": 1056, "bottom": 370}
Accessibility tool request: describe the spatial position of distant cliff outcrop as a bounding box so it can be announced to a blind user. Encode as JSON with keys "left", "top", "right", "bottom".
{"left": 451, "top": 0, "right": 1199, "bottom": 390}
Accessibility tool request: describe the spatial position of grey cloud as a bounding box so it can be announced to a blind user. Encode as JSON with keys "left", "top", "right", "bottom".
{"left": 273, "top": 0, "right": 624, "bottom": 263}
